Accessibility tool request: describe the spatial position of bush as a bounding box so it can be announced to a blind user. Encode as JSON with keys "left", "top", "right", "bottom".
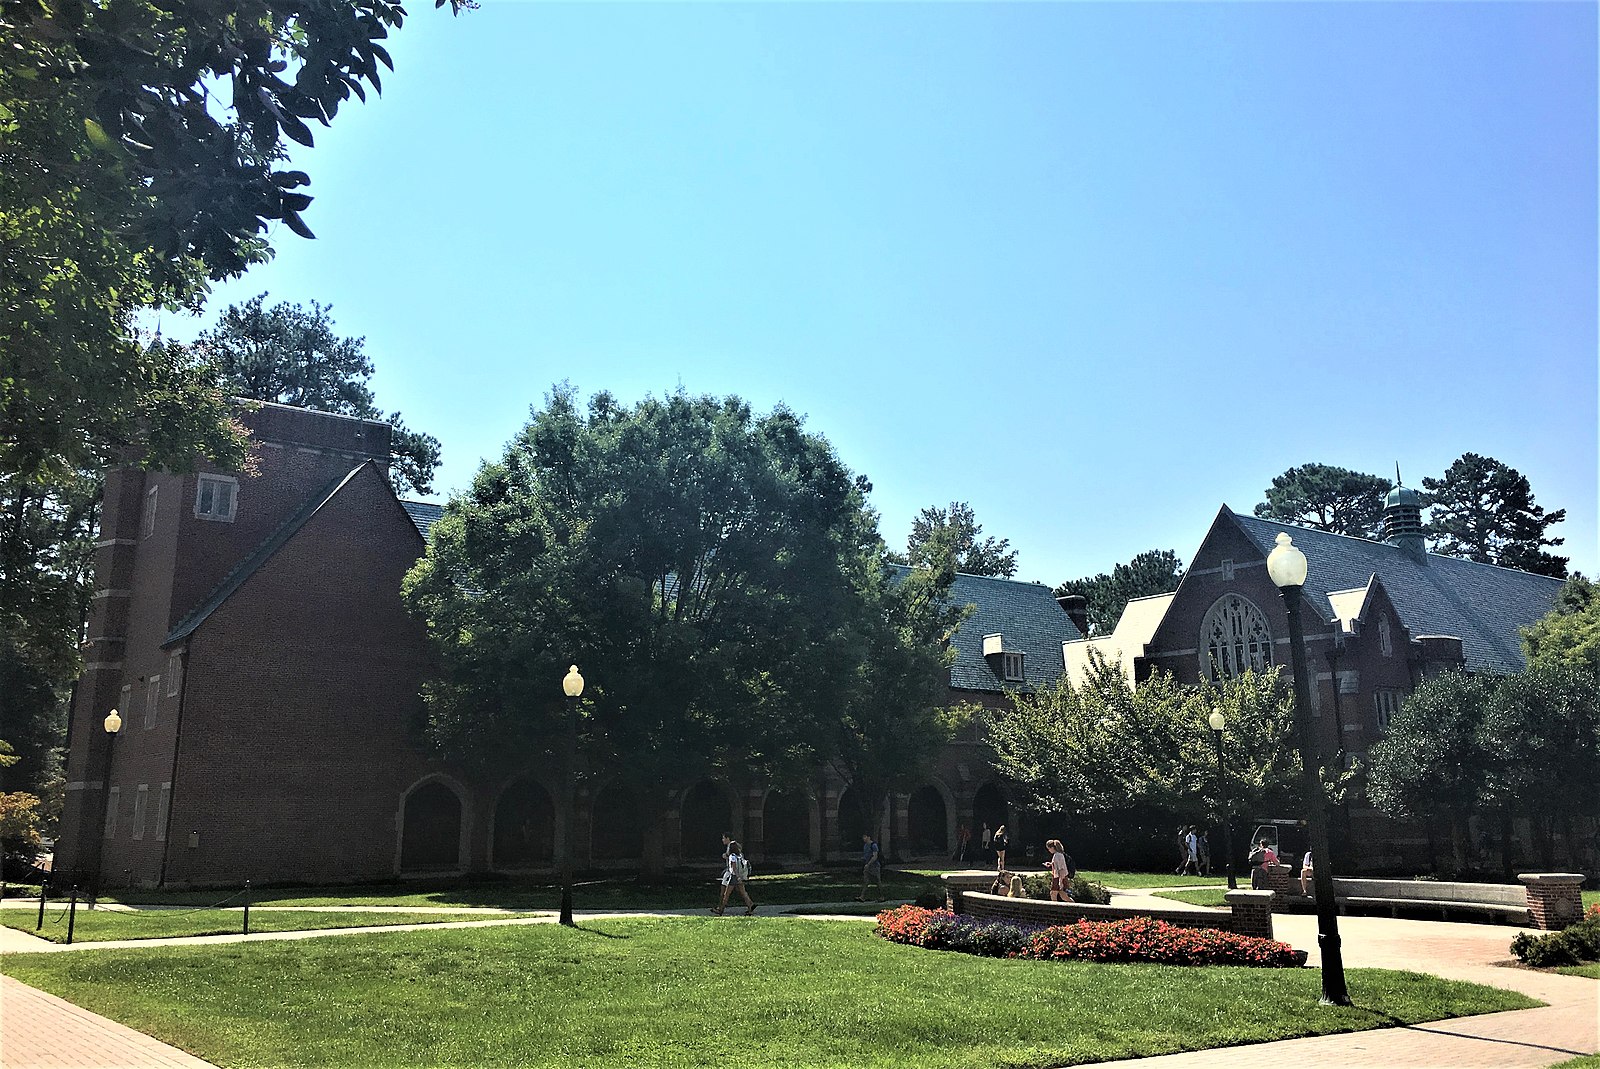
{"left": 875, "top": 905, "right": 1300, "bottom": 967}
{"left": 914, "top": 890, "right": 945, "bottom": 910}
{"left": 1511, "top": 904, "right": 1600, "bottom": 968}
{"left": 1018, "top": 871, "right": 1112, "bottom": 904}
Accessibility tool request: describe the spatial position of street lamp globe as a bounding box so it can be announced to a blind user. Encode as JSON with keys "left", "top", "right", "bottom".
{"left": 1208, "top": 708, "right": 1225, "bottom": 732}
{"left": 563, "top": 665, "right": 584, "bottom": 698}
{"left": 1266, "top": 531, "right": 1308, "bottom": 589}
{"left": 103, "top": 709, "right": 122, "bottom": 734}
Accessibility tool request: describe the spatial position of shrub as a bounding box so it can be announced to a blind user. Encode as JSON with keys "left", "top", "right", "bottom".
{"left": 1511, "top": 903, "right": 1600, "bottom": 968}
{"left": 1019, "top": 871, "right": 1111, "bottom": 904}
{"left": 914, "top": 890, "right": 945, "bottom": 910}
{"left": 875, "top": 905, "right": 1300, "bottom": 967}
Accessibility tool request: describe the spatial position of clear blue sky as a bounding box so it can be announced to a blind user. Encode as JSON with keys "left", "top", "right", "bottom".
{"left": 166, "top": 1, "right": 1598, "bottom": 583}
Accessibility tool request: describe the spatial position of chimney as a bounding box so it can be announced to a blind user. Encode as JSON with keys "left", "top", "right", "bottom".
{"left": 1057, "top": 594, "right": 1089, "bottom": 637}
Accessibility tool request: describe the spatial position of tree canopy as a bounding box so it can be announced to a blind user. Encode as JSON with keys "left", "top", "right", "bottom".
{"left": 403, "top": 388, "right": 961, "bottom": 839}
{"left": 1423, "top": 453, "right": 1568, "bottom": 577}
{"left": 892, "top": 501, "right": 1017, "bottom": 578}
{"left": 1522, "top": 574, "right": 1599, "bottom": 676}
{"left": 1055, "top": 549, "right": 1184, "bottom": 636}
{"left": 198, "top": 295, "right": 441, "bottom": 494}
{"left": 1253, "top": 463, "right": 1390, "bottom": 540}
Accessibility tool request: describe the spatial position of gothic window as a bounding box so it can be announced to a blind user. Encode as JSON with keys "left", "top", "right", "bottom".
{"left": 1378, "top": 614, "right": 1393, "bottom": 658}
{"left": 1200, "top": 594, "right": 1275, "bottom": 680}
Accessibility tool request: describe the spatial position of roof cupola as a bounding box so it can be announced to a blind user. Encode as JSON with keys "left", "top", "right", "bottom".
{"left": 1381, "top": 465, "right": 1426, "bottom": 560}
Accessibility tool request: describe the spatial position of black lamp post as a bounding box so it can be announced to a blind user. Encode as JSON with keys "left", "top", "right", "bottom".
{"left": 89, "top": 708, "right": 122, "bottom": 907}
{"left": 559, "top": 664, "right": 584, "bottom": 928}
{"left": 1267, "top": 531, "right": 1350, "bottom": 1006}
{"left": 1208, "top": 707, "right": 1237, "bottom": 891}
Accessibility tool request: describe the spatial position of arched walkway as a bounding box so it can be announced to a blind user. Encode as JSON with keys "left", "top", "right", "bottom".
{"left": 763, "top": 789, "right": 811, "bottom": 856}
{"left": 972, "top": 782, "right": 1009, "bottom": 846}
{"left": 907, "top": 785, "right": 948, "bottom": 856}
{"left": 491, "top": 777, "right": 554, "bottom": 869}
{"left": 680, "top": 780, "right": 735, "bottom": 860}
{"left": 836, "top": 787, "right": 871, "bottom": 851}
{"left": 400, "top": 780, "right": 463, "bottom": 873}
{"left": 590, "top": 783, "right": 644, "bottom": 860}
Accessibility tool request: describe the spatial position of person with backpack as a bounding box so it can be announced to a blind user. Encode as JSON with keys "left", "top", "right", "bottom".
{"left": 1247, "top": 837, "right": 1278, "bottom": 890}
{"left": 713, "top": 840, "right": 756, "bottom": 916}
{"left": 859, "top": 832, "right": 883, "bottom": 901}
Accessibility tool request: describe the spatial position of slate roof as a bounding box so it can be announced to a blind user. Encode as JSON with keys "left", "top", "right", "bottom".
{"left": 402, "top": 500, "right": 444, "bottom": 541}
{"left": 1228, "top": 511, "right": 1565, "bottom": 676}
{"left": 889, "top": 565, "right": 1083, "bottom": 694}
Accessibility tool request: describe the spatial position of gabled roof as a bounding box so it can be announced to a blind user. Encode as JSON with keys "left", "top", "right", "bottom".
{"left": 888, "top": 565, "right": 1082, "bottom": 693}
{"left": 165, "top": 463, "right": 419, "bottom": 647}
{"left": 1227, "top": 511, "right": 1564, "bottom": 675}
{"left": 1064, "top": 590, "right": 1176, "bottom": 684}
{"left": 402, "top": 500, "right": 445, "bottom": 541}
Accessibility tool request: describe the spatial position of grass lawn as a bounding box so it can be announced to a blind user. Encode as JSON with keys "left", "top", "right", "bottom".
{"left": 1552, "top": 1056, "right": 1600, "bottom": 1069}
{"left": 1583, "top": 890, "right": 1598, "bottom": 911}
{"left": 2, "top": 918, "right": 1536, "bottom": 1068}
{"left": 903, "top": 868, "right": 1229, "bottom": 890}
{"left": 6, "top": 909, "right": 540, "bottom": 943}
{"left": 1555, "top": 962, "right": 1600, "bottom": 979}
{"left": 82, "top": 869, "right": 944, "bottom": 912}
{"left": 1152, "top": 888, "right": 1231, "bottom": 908}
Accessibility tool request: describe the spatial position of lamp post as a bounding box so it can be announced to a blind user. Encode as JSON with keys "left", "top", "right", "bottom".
{"left": 1208, "top": 707, "right": 1236, "bottom": 890}
{"left": 1267, "top": 531, "right": 1350, "bottom": 1006}
{"left": 89, "top": 709, "right": 122, "bottom": 906}
{"left": 559, "top": 665, "right": 584, "bottom": 928}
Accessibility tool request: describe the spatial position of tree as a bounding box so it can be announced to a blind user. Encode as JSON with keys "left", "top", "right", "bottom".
{"left": 1423, "top": 453, "right": 1568, "bottom": 577}
{"left": 1522, "top": 575, "right": 1599, "bottom": 676}
{"left": 1055, "top": 549, "right": 1184, "bottom": 636}
{"left": 198, "top": 295, "right": 442, "bottom": 494}
{"left": 1253, "top": 463, "right": 1390, "bottom": 539}
{"left": 403, "top": 388, "right": 961, "bottom": 864}
{"left": 894, "top": 501, "right": 1017, "bottom": 578}
{"left": 984, "top": 655, "right": 1301, "bottom": 828}
{"left": 1367, "top": 671, "right": 1498, "bottom": 873}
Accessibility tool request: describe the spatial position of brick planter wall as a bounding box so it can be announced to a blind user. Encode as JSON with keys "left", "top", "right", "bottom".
{"left": 1263, "top": 863, "right": 1295, "bottom": 907}
{"left": 1519, "top": 873, "right": 1587, "bottom": 930}
{"left": 942, "top": 874, "right": 1276, "bottom": 941}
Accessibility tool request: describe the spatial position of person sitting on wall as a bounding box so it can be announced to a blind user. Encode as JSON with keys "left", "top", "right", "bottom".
{"left": 1299, "top": 849, "right": 1314, "bottom": 895}
{"left": 1248, "top": 838, "right": 1278, "bottom": 890}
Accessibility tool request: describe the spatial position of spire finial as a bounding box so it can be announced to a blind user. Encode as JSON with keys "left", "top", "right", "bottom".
{"left": 1395, "top": 462, "right": 1402, "bottom": 488}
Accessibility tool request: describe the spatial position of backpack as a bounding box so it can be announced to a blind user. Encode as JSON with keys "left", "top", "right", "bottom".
{"left": 733, "top": 854, "right": 750, "bottom": 881}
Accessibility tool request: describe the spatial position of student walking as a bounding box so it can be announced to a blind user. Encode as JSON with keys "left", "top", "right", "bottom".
{"left": 1046, "top": 839, "right": 1074, "bottom": 901}
{"left": 991, "top": 824, "right": 1010, "bottom": 871}
{"left": 714, "top": 840, "right": 756, "bottom": 916}
{"left": 1179, "top": 825, "right": 1201, "bottom": 876}
{"left": 860, "top": 833, "right": 883, "bottom": 900}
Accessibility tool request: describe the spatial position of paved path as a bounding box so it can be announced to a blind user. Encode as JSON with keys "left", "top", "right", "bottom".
{"left": 3, "top": 897, "right": 1596, "bottom": 1068}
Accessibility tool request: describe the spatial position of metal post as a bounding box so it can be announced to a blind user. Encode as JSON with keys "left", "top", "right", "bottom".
{"left": 1281, "top": 583, "right": 1351, "bottom": 1006}
{"left": 67, "top": 885, "right": 78, "bottom": 944}
{"left": 559, "top": 694, "right": 577, "bottom": 927}
{"left": 36, "top": 881, "right": 47, "bottom": 930}
{"left": 242, "top": 879, "right": 251, "bottom": 935}
{"left": 1211, "top": 726, "right": 1237, "bottom": 890}
{"left": 89, "top": 728, "right": 118, "bottom": 907}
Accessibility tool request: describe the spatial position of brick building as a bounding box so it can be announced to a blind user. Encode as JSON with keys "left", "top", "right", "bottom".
{"left": 54, "top": 403, "right": 1080, "bottom": 888}
{"left": 1064, "top": 490, "right": 1566, "bottom": 870}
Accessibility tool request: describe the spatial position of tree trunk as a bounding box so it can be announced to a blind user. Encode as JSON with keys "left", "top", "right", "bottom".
{"left": 1499, "top": 806, "right": 1514, "bottom": 883}
{"left": 1448, "top": 814, "right": 1468, "bottom": 876}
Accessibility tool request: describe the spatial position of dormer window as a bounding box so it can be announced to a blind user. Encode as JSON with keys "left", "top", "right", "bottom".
{"left": 1002, "top": 652, "right": 1024, "bottom": 681}
{"left": 194, "top": 474, "right": 238, "bottom": 522}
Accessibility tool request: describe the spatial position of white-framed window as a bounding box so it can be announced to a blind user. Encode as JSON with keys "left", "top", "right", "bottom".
{"left": 141, "top": 486, "right": 159, "bottom": 539}
{"left": 144, "top": 676, "right": 160, "bottom": 728}
{"left": 193, "top": 473, "right": 238, "bottom": 522}
{"left": 1002, "top": 652, "right": 1025, "bottom": 682}
{"left": 1200, "top": 594, "right": 1274, "bottom": 680}
{"left": 132, "top": 785, "right": 150, "bottom": 840}
{"left": 155, "top": 783, "right": 173, "bottom": 842}
{"left": 166, "top": 651, "right": 182, "bottom": 696}
{"left": 1374, "top": 689, "right": 1403, "bottom": 733}
{"left": 105, "top": 786, "right": 120, "bottom": 839}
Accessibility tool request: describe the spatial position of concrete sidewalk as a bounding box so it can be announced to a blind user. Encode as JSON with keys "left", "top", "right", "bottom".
{"left": 2, "top": 905, "right": 1595, "bottom": 1068}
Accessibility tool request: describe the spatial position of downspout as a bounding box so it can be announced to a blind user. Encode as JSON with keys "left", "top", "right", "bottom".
{"left": 156, "top": 643, "right": 191, "bottom": 887}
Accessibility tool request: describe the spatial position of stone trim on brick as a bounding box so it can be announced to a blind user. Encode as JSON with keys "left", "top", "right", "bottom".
{"left": 1519, "top": 873, "right": 1586, "bottom": 930}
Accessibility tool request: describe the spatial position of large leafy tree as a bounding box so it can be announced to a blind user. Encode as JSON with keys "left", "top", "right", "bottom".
{"left": 198, "top": 295, "right": 441, "bottom": 494}
{"left": 1422, "top": 453, "right": 1568, "bottom": 577}
{"left": 1253, "top": 463, "right": 1390, "bottom": 540}
{"left": 1522, "top": 574, "right": 1599, "bottom": 675}
{"left": 1055, "top": 549, "right": 1184, "bottom": 636}
{"left": 984, "top": 655, "right": 1300, "bottom": 829}
{"left": 404, "top": 388, "right": 960, "bottom": 861}
{"left": 892, "top": 501, "right": 1017, "bottom": 578}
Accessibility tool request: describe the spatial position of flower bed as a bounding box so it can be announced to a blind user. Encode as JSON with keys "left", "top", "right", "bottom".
{"left": 1511, "top": 902, "right": 1600, "bottom": 968}
{"left": 875, "top": 905, "right": 1301, "bottom": 967}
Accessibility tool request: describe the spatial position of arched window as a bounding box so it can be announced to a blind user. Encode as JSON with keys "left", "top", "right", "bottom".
{"left": 1200, "top": 594, "right": 1274, "bottom": 680}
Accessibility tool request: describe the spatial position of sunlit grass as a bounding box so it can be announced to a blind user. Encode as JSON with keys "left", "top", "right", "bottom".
{"left": 6, "top": 908, "right": 541, "bottom": 943}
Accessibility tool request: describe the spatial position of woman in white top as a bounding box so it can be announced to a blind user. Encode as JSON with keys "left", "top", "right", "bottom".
{"left": 713, "top": 840, "right": 756, "bottom": 916}
{"left": 1046, "top": 838, "right": 1071, "bottom": 902}
{"left": 1299, "top": 850, "right": 1314, "bottom": 895}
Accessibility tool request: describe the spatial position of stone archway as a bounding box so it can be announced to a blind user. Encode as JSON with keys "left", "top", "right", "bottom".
{"left": 972, "top": 782, "right": 1009, "bottom": 847}
{"left": 836, "top": 787, "right": 871, "bottom": 851}
{"left": 491, "top": 777, "right": 554, "bottom": 870}
{"left": 907, "top": 785, "right": 949, "bottom": 856}
{"left": 763, "top": 789, "right": 811, "bottom": 856}
{"left": 680, "top": 780, "right": 735, "bottom": 860}
{"left": 590, "top": 782, "right": 645, "bottom": 861}
{"left": 400, "top": 779, "right": 464, "bottom": 873}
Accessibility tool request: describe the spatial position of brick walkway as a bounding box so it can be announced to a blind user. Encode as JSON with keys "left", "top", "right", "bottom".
{"left": 2, "top": 901, "right": 1596, "bottom": 1068}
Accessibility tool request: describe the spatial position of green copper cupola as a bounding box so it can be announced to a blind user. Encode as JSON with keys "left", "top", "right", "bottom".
{"left": 1382, "top": 465, "right": 1426, "bottom": 559}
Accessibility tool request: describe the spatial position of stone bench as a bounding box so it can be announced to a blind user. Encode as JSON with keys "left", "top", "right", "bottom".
{"left": 942, "top": 872, "right": 1276, "bottom": 940}
{"left": 1269, "top": 872, "right": 1585, "bottom": 929}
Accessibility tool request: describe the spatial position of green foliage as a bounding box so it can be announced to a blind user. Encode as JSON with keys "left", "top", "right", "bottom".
{"left": 1019, "top": 872, "right": 1112, "bottom": 903}
{"left": 984, "top": 655, "right": 1301, "bottom": 824}
{"left": 1367, "top": 671, "right": 1497, "bottom": 821}
{"left": 198, "top": 295, "right": 442, "bottom": 494}
{"left": 1423, "top": 453, "right": 1568, "bottom": 577}
{"left": 1523, "top": 574, "right": 1600, "bottom": 675}
{"left": 1254, "top": 463, "right": 1390, "bottom": 539}
{"left": 894, "top": 501, "right": 1017, "bottom": 578}
{"left": 1055, "top": 549, "right": 1184, "bottom": 636}
{"left": 1509, "top": 904, "right": 1600, "bottom": 968}
{"left": 1481, "top": 662, "right": 1600, "bottom": 836}
{"left": 404, "top": 387, "right": 957, "bottom": 813}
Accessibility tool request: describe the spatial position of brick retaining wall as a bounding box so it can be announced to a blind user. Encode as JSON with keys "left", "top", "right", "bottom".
{"left": 942, "top": 873, "right": 1276, "bottom": 941}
